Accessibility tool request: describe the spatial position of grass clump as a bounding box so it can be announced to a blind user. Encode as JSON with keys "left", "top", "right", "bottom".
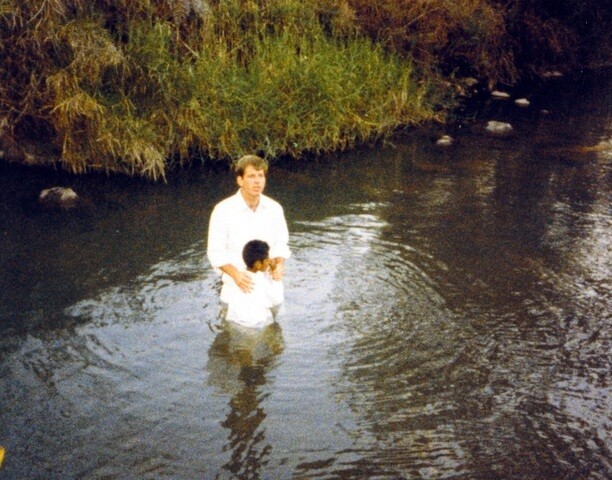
{"left": 188, "top": 30, "right": 438, "bottom": 159}
{"left": 0, "top": 0, "right": 438, "bottom": 179}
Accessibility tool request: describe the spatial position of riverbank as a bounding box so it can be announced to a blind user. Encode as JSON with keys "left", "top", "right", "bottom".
{"left": 1, "top": 1, "right": 609, "bottom": 180}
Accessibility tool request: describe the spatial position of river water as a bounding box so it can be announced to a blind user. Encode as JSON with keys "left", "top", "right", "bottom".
{"left": 0, "top": 70, "right": 610, "bottom": 479}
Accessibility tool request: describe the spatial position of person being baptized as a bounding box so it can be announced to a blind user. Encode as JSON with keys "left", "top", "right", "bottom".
{"left": 225, "top": 239, "right": 284, "bottom": 329}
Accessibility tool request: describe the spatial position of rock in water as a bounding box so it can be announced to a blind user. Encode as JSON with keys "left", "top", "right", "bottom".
{"left": 514, "top": 98, "right": 530, "bottom": 107}
{"left": 38, "top": 187, "right": 80, "bottom": 210}
{"left": 436, "top": 135, "right": 454, "bottom": 147}
{"left": 491, "top": 90, "right": 510, "bottom": 99}
{"left": 485, "top": 121, "right": 513, "bottom": 137}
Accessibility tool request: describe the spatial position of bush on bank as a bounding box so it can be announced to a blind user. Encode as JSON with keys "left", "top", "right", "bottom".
{"left": 0, "top": 0, "right": 609, "bottom": 179}
{"left": 347, "top": 0, "right": 610, "bottom": 84}
{"left": 0, "top": 0, "right": 440, "bottom": 179}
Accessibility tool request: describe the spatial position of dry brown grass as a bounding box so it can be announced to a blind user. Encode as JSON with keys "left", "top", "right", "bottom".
{"left": 347, "top": 0, "right": 517, "bottom": 84}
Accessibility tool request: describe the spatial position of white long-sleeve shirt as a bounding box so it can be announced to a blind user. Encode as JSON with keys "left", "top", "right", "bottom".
{"left": 207, "top": 190, "right": 290, "bottom": 301}
{"left": 225, "top": 271, "right": 284, "bottom": 328}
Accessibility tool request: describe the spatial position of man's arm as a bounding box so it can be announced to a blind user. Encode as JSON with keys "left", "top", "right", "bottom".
{"left": 270, "top": 257, "right": 285, "bottom": 280}
{"left": 219, "top": 264, "right": 253, "bottom": 292}
{"left": 207, "top": 203, "right": 254, "bottom": 292}
{"left": 206, "top": 204, "right": 228, "bottom": 270}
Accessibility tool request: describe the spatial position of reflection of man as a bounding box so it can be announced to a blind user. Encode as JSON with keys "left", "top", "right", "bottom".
{"left": 206, "top": 322, "right": 284, "bottom": 477}
{"left": 207, "top": 155, "right": 290, "bottom": 307}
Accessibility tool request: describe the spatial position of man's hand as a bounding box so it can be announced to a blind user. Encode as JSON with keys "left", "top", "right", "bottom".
{"left": 220, "top": 264, "right": 254, "bottom": 293}
{"left": 232, "top": 270, "right": 254, "bottom": 292}
{"left": 270, "top": 257, "right": 285, "bottom": 281}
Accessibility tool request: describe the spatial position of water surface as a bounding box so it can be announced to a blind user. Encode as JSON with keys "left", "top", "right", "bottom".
{"left": 0, "top": 70, "right": 610, "bottom": 479}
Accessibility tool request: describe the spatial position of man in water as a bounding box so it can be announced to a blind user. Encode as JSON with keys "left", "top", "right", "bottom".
{"left": 207, "top": 155, "right": 290, "bottom": 310}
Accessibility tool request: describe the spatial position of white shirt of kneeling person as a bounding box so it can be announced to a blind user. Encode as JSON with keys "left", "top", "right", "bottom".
{"left": 225, "top": 239, "right": 284, "bottom": 329}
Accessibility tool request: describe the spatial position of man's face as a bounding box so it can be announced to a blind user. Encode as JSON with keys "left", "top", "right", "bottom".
{"left": 237, "top": 165, "right": 266, "bottom": 198}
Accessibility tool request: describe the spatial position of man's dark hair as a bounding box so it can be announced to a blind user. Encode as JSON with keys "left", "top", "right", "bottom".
{"left": 242, "top": 239, "right": 270, "bottom": 270}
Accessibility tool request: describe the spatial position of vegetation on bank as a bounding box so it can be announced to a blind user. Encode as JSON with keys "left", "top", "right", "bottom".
{"left": 349, "top": 0, "right": 611, "bottom": 85}
{"left": 0, "top": 0, "right": 609, "bottom": 179}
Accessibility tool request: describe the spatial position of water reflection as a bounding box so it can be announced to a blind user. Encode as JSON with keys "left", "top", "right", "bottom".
{"left": 207, "top": 323, "right": 284, "bottom": 479}
{"left": 300, "top": 115, "right": 611, "bottom": 477}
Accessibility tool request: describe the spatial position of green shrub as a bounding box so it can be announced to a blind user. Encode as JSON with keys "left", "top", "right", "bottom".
{"left": 0, "top": 0, "right": 438, "bottom": 179}
{"left": 347, "top": 0, "right": 610, "bottom": 84}
{"left": 347, "top": 0, "right": 516, "bottom": 84}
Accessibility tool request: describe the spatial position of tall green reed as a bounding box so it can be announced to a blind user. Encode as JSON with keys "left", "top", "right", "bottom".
{"left": 0, "top": 0, "right": 439, "bottom": 179}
